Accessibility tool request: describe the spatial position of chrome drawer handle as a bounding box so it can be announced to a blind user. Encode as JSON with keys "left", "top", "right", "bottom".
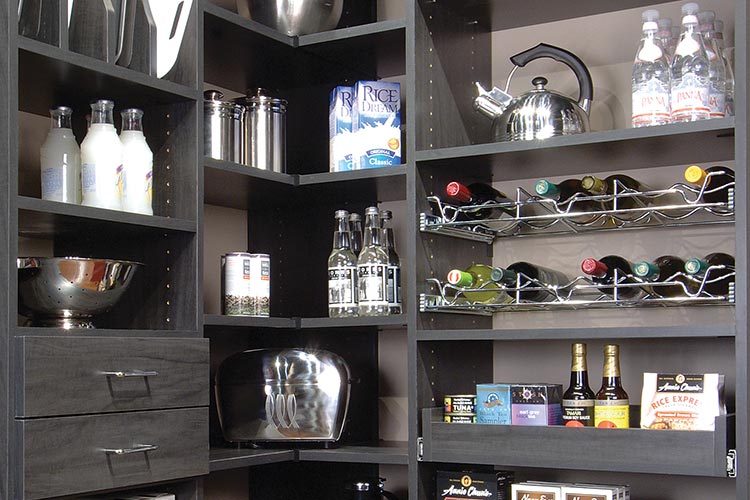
{"left": 100, "top": 370, "right": 159, "bottom": 378}
{"left": 102, "top": 444, "right": 159, "bottom": 455}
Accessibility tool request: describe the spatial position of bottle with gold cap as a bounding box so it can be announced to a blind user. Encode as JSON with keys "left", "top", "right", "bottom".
{"left": 595, "top": 344, "right": 630, "bottom": 429}
{"left": 684, "top": 165, "right": 735, "bottom": 204}
{"left": 562, "top": 343, "right": 596, "bottom": 427}
{"left": 581, "top": 174, "right": 649, "bottom": 211}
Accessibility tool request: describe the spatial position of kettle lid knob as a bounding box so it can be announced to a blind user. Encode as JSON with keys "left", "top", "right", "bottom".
{"left": 531, "top": 76, "right": 548, "bottom": 89}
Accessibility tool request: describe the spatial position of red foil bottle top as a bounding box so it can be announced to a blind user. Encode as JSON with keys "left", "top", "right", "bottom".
{"left": 581, "top": 258, "right": 608, "bottom": 277}
{"left": 446, "top": 182, "right": 472, "bottom": 203}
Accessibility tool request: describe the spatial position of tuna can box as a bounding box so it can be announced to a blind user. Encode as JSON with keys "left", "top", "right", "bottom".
{"left": 437, "top": 470, "right": 514, "bottom": 500}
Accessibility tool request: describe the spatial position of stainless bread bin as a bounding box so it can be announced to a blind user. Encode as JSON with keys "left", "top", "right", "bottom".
{"left": 215, "top": 348, "right": 351, "bottom": 444}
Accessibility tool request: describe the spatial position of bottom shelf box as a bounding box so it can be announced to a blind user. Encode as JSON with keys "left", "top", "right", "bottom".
{"left": 17, "top": 407, "right": 208, "bottom": 500}
{"left": 420, "top": 408, "right": 733, "bottom": 477}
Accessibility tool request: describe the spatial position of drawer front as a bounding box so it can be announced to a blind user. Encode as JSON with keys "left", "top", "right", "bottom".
{"left": 20, "top": 407, "right": 208, "bottom": 500}
{"left": 18, "top": 337, "right": 209, "bottom": 417}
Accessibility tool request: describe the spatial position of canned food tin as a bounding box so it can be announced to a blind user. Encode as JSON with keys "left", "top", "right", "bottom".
{"left": 443, "top": 413, "right": 477, "bottom": 423}
{"left": 222, "top": 253, "right": 270, "bottom": 317}
{"left": 444, "top": 395, "right": 477, "bottom": 415}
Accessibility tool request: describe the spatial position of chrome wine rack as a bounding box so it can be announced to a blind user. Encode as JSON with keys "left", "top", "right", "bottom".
{"left": 420, "top": 174, "right": 734, "bottom": 244}
{"left": 419, "top": 266, "right": 735, "bottom": 315}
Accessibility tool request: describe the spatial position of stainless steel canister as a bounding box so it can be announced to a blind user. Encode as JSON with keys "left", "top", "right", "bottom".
{"left": 234, "top": 89, "right": 287, "bottom": 173}
{"left": 204, "top": 90, "right": 243, "bottom": 163}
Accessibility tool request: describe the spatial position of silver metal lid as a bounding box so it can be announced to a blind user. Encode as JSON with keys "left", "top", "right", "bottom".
{"left": 235, "top": 88, "right": 288, "bottom": 113}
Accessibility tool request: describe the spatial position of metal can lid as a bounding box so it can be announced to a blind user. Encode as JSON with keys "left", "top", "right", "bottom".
{"left": 248, "top": 253, "right": 270, "bottom": 258}
{"left": 224, "top": 252, "right": 253, "bottom": 257}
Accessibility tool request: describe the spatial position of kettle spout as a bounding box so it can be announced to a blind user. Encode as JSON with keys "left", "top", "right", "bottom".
{"left": 473, "top": 82, "right": 512, "bottom": 120}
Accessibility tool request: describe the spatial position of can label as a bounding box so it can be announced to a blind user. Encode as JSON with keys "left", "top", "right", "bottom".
{"left": 594, "top": 399, "right": 630, "bottom": 428}
{"left": 328, "top": 266, "right": 357, "bottom": 307}
{"left": 443, "top": 413, "right": 476, "bottom": 423}
{"left": 562, "top": 399, "right": 595, "bottom": 427}
{"left": 223, "top": 253, "right": 270, "bottom": 316}
{"left": 386, "top": 265, "right": 401, "bottom": 309}
{"left": 444, "top": 395, "right": 476, "bottom": 414}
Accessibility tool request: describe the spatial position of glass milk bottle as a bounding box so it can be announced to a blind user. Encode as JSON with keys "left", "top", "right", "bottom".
{"left": 631, "top": 9, "right": 671, "bottom": 127}
{"left": 120, "top": 108, "right": 153, "bottom": 215}
{"left": 40, "top": 106, "right": 81, "bottom": 204}
{"left": 81, "top": 100, "right": 124, "bottom": 210}
{"left": 670, "top": 2, "right": 710, "bottom": 122}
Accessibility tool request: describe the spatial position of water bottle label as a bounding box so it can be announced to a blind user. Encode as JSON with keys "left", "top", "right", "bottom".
{"left": 328, "top": 267, "right": 357, "bottom": 306}
{"left": 358, "top": 264, "right": 388, "bottom": 305}
{"left": 632, "top": 78, "right": 670, "bottom": 126}
{"left": 671, "top": 73, "right": 710, "bottom": 118}
{"left": 708, "top": 89, "right": 726, "bottom": 118}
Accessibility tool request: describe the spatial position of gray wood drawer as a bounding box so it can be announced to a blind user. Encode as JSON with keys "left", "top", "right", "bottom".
{"left": 18, "top": 407, "right": 208, "bottom": 500}
{"left": 16, "top": 337, "right": 209, "bottom": 417}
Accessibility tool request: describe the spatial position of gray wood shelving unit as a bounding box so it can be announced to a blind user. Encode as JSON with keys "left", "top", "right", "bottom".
{"left": 2, "top": 0, "right": 748, "bottom": 499}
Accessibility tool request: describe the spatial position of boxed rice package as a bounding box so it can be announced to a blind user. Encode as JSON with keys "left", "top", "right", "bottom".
{"left": 352, "top": 80, "right": 401, "bottom": 169}
{"left": 640, "top": 372, "right": 725, "bottom": 430}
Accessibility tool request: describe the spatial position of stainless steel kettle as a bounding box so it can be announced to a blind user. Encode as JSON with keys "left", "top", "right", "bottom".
{"left": 474, "top": 43, "right": 593, "bottom": 142}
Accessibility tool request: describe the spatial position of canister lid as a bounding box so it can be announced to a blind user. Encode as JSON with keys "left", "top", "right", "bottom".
{"left": 236, "top": 88, "right": 288, "bottom": 112}
{"left": 204, "top": 89, "right": 244, "bottom": 115}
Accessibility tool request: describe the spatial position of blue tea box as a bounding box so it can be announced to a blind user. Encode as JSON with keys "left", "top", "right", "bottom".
{"left": 329, "top": 86, "right": 355, "bottom": 172}
{"left": 476, "top": 383, "right": 512, "bottom": 425}
{"left": 352, "top": 80, "right": 401, "bottom": 169}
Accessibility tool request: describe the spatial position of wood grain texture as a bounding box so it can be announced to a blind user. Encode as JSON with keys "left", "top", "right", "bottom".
{"left": 19, "top": 407, "right": 208, "bottom": 500}
{"left": 17, "top": 337, "right": 209, "bottom": 417}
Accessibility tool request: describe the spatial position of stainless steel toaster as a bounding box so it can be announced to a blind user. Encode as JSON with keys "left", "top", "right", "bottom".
{"left": 215, "top": 348, "right": 351, "bottom": 444}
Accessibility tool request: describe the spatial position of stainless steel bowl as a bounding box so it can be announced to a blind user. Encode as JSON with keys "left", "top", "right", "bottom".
{"left": 238, "top": 0, "right": 343, "bottom": 36}
{"left": 18, "top": 257, "right": 143, "bottom": 329}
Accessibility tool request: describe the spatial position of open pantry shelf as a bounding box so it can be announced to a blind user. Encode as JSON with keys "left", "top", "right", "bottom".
{"left": 415, "top": 323, "right": 737, "bottom": 341}
{"left": 298, "top": 315, "right": 407, "bottom": 329}
{"left": 203, "top": 158, "right": 296, "bottom": 210}
{"left": 203, "top": 314, "right": 406, "bottom": 331}
{"left": 18, "top": 37, "right": 199, "bottom": 116}
{"left": 14, "top": 327, "right": 200, "bottom": 338}
{"left": 419, "top": 408, "right": 734, "bottom": 477}
{"left": 17, "top": 196, "right": 197, "bottom": 236}
{"left": 415, "top": 119, "right": 735, "bottom": 181}
{"left": 209, "top": 441, "right": 408, "bottom": 472}
{"left": 203, "top": 314, "right": 297, "bottom": 330}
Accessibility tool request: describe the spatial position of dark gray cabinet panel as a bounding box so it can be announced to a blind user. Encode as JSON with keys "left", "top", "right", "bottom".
{"left": 16, "top": 337, "right": 209, "bottom": 417}
{"left": 18, "top": 407, "right": 208, "bottom": 499}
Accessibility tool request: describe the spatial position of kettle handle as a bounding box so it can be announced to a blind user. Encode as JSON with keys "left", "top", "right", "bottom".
{"left": 509, "top": 42, "right": 593, "bottom": 113}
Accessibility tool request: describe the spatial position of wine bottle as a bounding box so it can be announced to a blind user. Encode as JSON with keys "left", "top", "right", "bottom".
{"left": 581, "top": 255, "right": 644, "bottom": 299}
{"left": 633, "top": 255, "right": 695, "bottom": 297}
{"left": 490, "top": 262, "right": 570, "bottom": 302}
{"left": 328, "top": 210, "right": 358, "bottom": 318}
{"left": 447, "top": 263, "right": 509, "bottom": 304}
{"left": 684, "top": 165, "right": 735, "bottom": 204}
{"left": 594, "top": 344, "right": 630, "bottom": 429}
{"left": 535, "top": 178, "right": 600, "bottom": 223}
{"left": 562, "top": 343, "right": 596, "bottom": 427}
{"left": 445, "top": 181, "right": 516, "bottom": 220}
{"left": 684, "top": 252, "right": 735, "bottom": 296}
{"left": 581, "top": 174, "right": 650, "bottom": 211}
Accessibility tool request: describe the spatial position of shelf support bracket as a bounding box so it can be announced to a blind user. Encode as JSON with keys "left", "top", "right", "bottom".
{"left": 417, "top": 437, "right": 424, "bottom": 461}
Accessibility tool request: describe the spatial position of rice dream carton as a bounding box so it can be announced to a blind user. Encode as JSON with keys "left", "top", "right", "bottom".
{"left": 329, "top": 86, "right": 355, "bottom": 172}
{"left": 352, "top": 80, "right": 401, "bottom": 169}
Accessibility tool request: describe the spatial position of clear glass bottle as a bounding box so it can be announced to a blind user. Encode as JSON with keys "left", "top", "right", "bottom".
{"left": 120, "top": 108, "right": 153, "bottom": 215}
{"left": 714, "top": 20, "right": 734, "bottom": 116}
{"left": 632, "top": 9, "right": 672, "bottom": 127}
{"left": 670, "top": 2, "right": 711, "bottom": 122}
{"left": 697, "top": 10, "right": 726, "bottom": 118}
{"left": 349, "top": 212, "right": 363, "bottom": 257}
{"left": 562, "top": 343, "right": 596, "bottom": 427}
{"left": 380, "top": 210, "right": 402, "bottom": 315}
{"left": 40, "top": 106, "right": 81, "bottom": 204}
{"left": 594, "top": 344, "right": 630, "bottom": 429}
{"left": 357, "top": 207, "right": 390, "bottom": 316}
{"left": 328, "top": 210, "right": 358, "bottom": 318}
{"left": 81, "top": 100, "right": 124, "bottom": 210}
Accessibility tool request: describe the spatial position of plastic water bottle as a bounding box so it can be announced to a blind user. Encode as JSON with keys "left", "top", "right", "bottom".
{"left": 698, "top": 10, "right": 726, "bottom": 118}
{"left": 670, "top": 3, "right": 710, "bottom": 122}
{"left": 715, "top": 20, "right": 734, "bottom": 116}
{"left": 632, "top": 9, "right": 671, "bottom": 127}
